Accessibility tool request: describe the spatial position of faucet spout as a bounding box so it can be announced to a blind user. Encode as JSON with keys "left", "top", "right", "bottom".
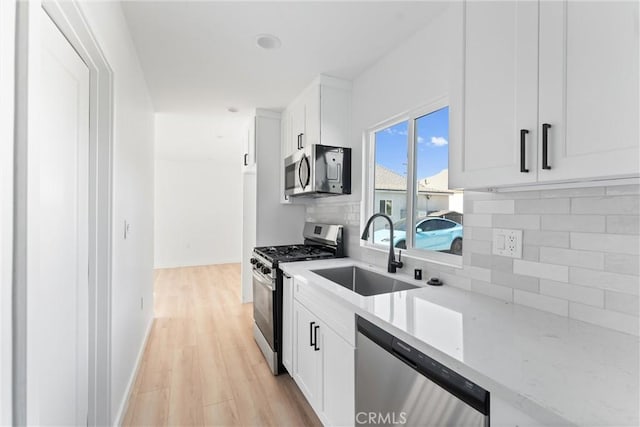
{"left": 361, "top": 213, "right": 404, "bottom": 273}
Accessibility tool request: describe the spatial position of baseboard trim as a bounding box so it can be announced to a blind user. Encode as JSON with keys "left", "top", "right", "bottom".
{"left": 112, "top": 317, "right": 153, "bottom": 426}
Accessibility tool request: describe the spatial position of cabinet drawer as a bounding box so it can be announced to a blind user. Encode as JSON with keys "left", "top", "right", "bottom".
{"left": 294, "top": 279, "right": 355, "bottom": 346}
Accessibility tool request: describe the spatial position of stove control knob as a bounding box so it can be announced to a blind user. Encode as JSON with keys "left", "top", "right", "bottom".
{"left": 250, "top": 258, "right": 257, "bottom": 265}
{"left": 262, "top": 266, "right": 271, "bottom": 275}
{"left": 255, "top": 262, "right": 263, "bottom": 269}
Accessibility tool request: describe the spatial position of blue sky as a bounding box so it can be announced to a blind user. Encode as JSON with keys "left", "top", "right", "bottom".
{"left": 374, "top": 106, "right": 449, "bottom": 179}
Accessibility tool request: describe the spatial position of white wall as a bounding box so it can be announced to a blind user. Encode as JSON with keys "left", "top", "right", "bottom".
{"left": 78, "top": 2, "right": 155, "bottom": 423}
{"left": 154, "top": 113, "right": 243, "bottom": 268}
{"left": 0, "top": 0, "right": 16, "bottom": 423}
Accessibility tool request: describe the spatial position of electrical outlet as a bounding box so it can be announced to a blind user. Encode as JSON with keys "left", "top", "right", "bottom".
{"left": 492, "top": 228, "right": 522, "bottom": 258}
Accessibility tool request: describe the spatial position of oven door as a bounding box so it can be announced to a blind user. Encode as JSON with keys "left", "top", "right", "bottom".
{"left": 252, "top": 268, "right": 275, "bottom": 350}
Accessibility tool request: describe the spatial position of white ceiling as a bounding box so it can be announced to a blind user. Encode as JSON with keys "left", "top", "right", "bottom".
{"left": 120, "top": 0, "right": 449, "bottom": 142}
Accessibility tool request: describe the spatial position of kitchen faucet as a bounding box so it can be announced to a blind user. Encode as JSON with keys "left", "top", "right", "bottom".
{"left": 361, "top": 213, "right": 404, "bottom": 273}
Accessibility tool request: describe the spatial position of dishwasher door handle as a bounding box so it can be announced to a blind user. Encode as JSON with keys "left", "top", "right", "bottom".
{"left": 392, "top": 348, "right": 417, "bottom": 369}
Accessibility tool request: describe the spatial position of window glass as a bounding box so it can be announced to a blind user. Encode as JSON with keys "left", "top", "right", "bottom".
{"left": 373, "top": 121, "right": 408, "bottom": 246}
{"left": 413, "top": 107, "right": 463, "bottom": 255}
{"left": 366, "top": 103, "right": 464, "bottom": 260}
{"left": 379, "top": 200, "right": 393, "bottom": 216}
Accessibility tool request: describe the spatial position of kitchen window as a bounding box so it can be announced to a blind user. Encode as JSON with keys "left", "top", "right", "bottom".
{"left": 365, "top": 98, "right": 464, "bottom": 264}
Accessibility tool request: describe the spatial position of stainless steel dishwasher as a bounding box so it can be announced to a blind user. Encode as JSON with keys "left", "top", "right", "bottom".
{"left": 356, "top": 316, "right": 490, "bottom": 427}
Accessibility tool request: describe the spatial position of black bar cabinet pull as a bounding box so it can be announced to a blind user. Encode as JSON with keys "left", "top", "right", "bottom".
{"left": 542, "top": 123, "right": 552, "bottom": 170}
{"left": 520, "top": 129, "right": 529, "bottom": 173}
{"left": 309, "top": 321, "right": 316, "bottom": 347}
{"left": 243, "top": 153, "right": 248, "bottom": 166}
{"left": 297, "top": 134, "right": 300, "bottom": 149}
{"left": 299, "top": 133, "right": 304, "bottom": 149}
{"left": 313, "top": 325, "right": 320, "bottom": 351}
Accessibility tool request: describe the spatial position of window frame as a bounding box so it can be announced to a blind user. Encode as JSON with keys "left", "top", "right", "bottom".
{"left": 362, "top": 96, "right": 463, "bottom": 268}
{"left": 379, "top": 199, "right": 393, "bottom": 216}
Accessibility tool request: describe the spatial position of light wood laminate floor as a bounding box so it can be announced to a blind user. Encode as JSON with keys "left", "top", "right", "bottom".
{"left": 122, "top": 264, "right": 322, "bottom": 426}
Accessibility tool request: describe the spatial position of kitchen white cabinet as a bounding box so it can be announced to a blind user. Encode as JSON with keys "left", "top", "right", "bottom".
{"left": 281, "top": 75, "right": 351, "bottom": 159}
{"left": 280, "top": 75, "right": 351, "bottom": 203}
{"left": 450, "top": 0, "right": 639, "bottom": 190}
{"left": 293, "top": 300, "right": 321, "bottom": 405}
{"left": 292, "top": 299, "right": 355, "bottom": 427}
{"left": 537, "top": 1, "right": 639, "bottom": 182}
{"left": 282, "top": 273, "right": 294, "bottom": 373}
{"left": 242, "top": 117, "right": 256, "bottom": 171}
{"left": 320, "top": 321, "right": 355, "bottom": 426}
{"left": 450, "top": 1, "right": 539, "bottom": 189}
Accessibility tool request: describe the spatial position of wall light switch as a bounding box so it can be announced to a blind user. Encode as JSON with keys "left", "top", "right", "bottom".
{"left": 492, "top": 228, "right": 522, "bottom": 258}
{"left": 124, "top": 220, "right": 131, "bottom": 239}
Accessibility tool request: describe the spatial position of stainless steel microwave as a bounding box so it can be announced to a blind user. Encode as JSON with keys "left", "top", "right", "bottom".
{"left": 284, "top": 144, "right": 351, "bottom": 197}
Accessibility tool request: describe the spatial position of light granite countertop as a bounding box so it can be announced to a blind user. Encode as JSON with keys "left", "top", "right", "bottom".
{"left": 280, "top": 258, "right": 639, "bottom": 427}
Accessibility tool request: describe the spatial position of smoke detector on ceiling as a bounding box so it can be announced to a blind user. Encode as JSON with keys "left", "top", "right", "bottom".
{"left": 256, "top": 34, "right": 282, "bottom": 50}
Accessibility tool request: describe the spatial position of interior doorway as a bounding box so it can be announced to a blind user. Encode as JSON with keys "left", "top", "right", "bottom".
{"left": 13, "top": 1, "right": 114, "bottom": 425}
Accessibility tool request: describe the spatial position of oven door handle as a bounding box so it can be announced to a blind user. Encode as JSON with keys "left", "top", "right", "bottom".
{"left": 252, "top": 269, "right": 274, "bottom": 291}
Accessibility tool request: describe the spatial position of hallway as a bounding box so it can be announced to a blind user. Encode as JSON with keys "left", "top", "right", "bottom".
{"left": 122, "top": 264, "right": 321, "bottom": 426}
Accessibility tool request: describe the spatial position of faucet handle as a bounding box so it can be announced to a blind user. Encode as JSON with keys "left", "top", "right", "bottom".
{"left": 395, "top": 250, "right": 404, "bottom": 269}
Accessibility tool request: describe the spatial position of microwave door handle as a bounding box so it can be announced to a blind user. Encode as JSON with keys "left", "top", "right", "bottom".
{"left": 298, "top": 155, "right": 310, "bottom": 190}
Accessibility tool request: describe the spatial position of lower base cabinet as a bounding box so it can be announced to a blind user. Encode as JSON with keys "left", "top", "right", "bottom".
{"left": 293, "top": 300, "right": 355, "bottom": 426}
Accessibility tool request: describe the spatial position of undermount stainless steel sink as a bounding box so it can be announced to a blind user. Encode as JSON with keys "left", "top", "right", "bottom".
{"left": 311, "top": 266, "right": 418, "bottom": 296}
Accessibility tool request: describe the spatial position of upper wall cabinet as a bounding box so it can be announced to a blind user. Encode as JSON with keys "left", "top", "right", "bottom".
{"left": 280, "top": 75, "right": 352, "bottom": 203}
{"left": 450, "top": 1, "right": 639, "bottom": 190}
{"left": 281, "top": 75, "right": 351, "bottom": 159}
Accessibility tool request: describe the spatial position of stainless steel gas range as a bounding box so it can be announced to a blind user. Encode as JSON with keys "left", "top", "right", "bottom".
{"left": 251, "top": 222, "right": 344, "bottom": 375}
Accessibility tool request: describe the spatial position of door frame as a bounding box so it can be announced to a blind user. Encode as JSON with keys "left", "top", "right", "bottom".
{"left": 13, "top": 0, "right": 114, "bottom": 425}
{"left": 0, "top": 0, "right": 16, "bottom": 424}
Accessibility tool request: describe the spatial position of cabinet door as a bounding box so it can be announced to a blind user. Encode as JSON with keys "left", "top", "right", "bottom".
{"left": 320, "top": 84, "right": 351, "bottom": 149}
{"left": 293, "top": 301, "right": 320, "bottom": 406}
{"left": 321, "top": 325, "right": 355, "bottom": 427}
{"left": 282, "top": 274, "right": 294, "bottom": 373}
{"left": 538, "top": 1, "right": 639, "bottom": 181}
{"left": 291, "top": 99, "right": 306, "bottom": 151}
{"left": 304, "top": 84, "right": 321, "bottom": 147}
{"left": 281, "top": 108, "right": 291, "bottom": 158}
{"left": 450, "top": 1, "right": 538, "bottom": 189}
{"left": 243, "top": 121, "right": 256, "bottom": 169}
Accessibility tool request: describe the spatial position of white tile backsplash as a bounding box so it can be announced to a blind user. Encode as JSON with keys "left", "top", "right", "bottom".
{"left": 606, "top": 215, "right": 640, "bottom": 235}
{"left": 474, "top": 200, "right": 515, "bottom": 214}
{"left": 493, "top": 214, "right": 540, "bottom": 230}
{"left": 539, "top": 247, "right": 605, "bottom": 270}
{"left": 515, "top": 198, "right": 571, "bottom": 214}
{"left": 514, "top": 260, "right": 569, "bottom": 282}
{"left": 306, "top": 186, "right": 640, "bottom": 335}
{"left": 539, "top": 279, "right": 604, "bottom": 307}
{"left": 571, "top": 196, "right": 640, "bottom": 215}
{"left": 524, "top": 230, "right": 570, "bottom": 248}
{"left": 463, "top": 213, "right": 492, "bottom": 227}
{"left": 605, "top": 253, "right": 640, "bottom": 276}
{"left": 541, "top": 214, "right": 606, "bottom": 232}
{"left": 514, "top": 290, "right": 569, "bottom": 316}
{"left": 571, "top": 232, "right": 640, "bottom": 255}
{"left": 568, "top": 267, "right": 640, "bottom": 296}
